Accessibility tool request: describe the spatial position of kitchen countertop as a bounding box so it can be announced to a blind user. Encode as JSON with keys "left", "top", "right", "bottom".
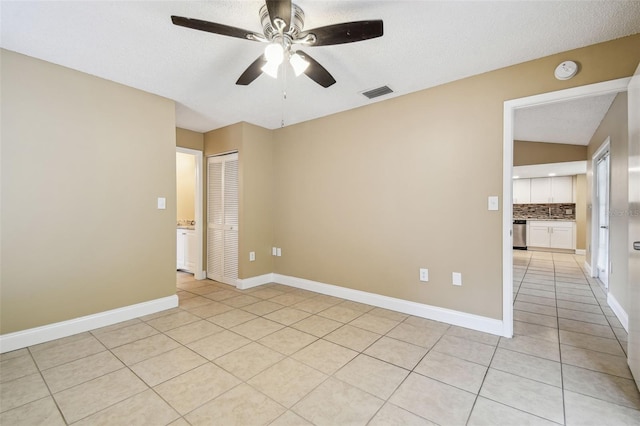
{"left": 514, "top": 218, "right": 575, "bottom": 222}
{"left": 177, "top": 226, "right": 196, "bottom": 230}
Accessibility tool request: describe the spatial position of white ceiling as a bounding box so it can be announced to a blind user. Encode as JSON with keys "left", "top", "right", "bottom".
{"left": 513, "top": 161, "right": 587, "bottom": 179}
{"left": 1, "top": 1, "right": 639, "bottom": 133}
{"left": 514, "top": 93, "right": 618, "bottom": 145}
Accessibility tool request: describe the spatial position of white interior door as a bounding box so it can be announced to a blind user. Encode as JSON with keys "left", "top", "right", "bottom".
{"left": 207, "top": 153, "right": 239, "bottom": 286}
{"left": 596, "top": 153, "right": 610, "bottom": 288}
{"left": 627, "top": 63, "right": 640, "bottom": 390}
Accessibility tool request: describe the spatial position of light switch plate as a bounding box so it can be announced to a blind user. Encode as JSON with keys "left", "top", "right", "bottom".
{"left": 272, "top": 247, "right": 277, "bottom": 256}
{"left": 488, "top": 196, "right": 499, "bottom": 211}
{"left": 276, "top": 248, "right": 282, "bottom": 257}
{"left": 157, "top": 197, "right": 166, "bottom": 209}
{"left": 249, "top": 252, "right": 256, "bottom": 262}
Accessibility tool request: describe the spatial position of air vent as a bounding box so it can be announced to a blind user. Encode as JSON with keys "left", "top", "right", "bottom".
{"left": 361, "top": 85, "right": 393, "bottom": 99}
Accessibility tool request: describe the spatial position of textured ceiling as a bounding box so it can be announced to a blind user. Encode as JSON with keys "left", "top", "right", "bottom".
{"left": 514, "top": 93, "right": 618, "bottom": 146}
{"left": 513, "top": 161, "right": 587, "bottom": 179}
{"left": 1, "top": 1, "right": 639, "bottom": 133}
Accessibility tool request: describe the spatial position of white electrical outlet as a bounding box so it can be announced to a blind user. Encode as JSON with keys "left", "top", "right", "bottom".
{"left": 452, "top": 272, "right": 462, "bottom": 286}
{"left": 276, "top": 248, "right": 282, "bottom": 257}
{"left": 249, "top": 252, "right": 255, "bottom": 262}
{"left": 419, "top": 268, "right": 429, "bottom": 282}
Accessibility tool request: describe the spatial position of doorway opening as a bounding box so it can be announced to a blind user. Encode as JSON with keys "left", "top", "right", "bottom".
{"left": 592, "top": 139, "right": 611, "bottom": 288}
{"left": 502, "top": 77, "right": 630, "bottom": 337}
{"left": 176, "top": 147, "right": 204, "bottom": 280}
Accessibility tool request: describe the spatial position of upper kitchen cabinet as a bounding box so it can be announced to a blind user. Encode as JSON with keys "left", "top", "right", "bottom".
{"left": 513, "top": 179, "right": 531, "bottom": 204}
{"left": 529, "top": 176, "right": 573, "bottom": 203}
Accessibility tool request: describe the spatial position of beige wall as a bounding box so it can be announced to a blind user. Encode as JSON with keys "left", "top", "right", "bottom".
{"left": 240, "top": 124, "right": 275, "bottom": 279}
{"left": 176, "top": 152, "right": 196, "bottom": 221}
{"left": 204, "top": 122, "right": 274, "bottom": 279}
{"left": 514, "top": 141, "right": 587, "bottom": 166}
{"left": 176, "top": 128, "right": 204, "bottom": 151}
{"left": 575, "top": 174, "right": 587, "bottom": 250}
{"left": 1, "top": 50, "right": 177, "bottom": 334}
{"left": 271, "top": 34, "right": 640, "bottom": 320}
{"left": 4, "top": 33, "right": 637, "bottom": 335}
{"left": 587, "top": 92, "right": 629, "bottom": 312}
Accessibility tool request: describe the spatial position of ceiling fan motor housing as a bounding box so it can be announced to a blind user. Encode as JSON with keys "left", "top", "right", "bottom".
{"left": 259, "top": 3, "right": 305, "bottom": 41}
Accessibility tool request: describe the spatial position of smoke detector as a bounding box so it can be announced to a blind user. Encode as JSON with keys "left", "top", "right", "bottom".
{"left": 554, "top": 61, "right": 578, "bottom": 80}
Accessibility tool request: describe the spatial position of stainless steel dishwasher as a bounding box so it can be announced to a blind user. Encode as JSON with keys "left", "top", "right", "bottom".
{"left": 513, "top": 220, "right": 527, "bottom": 250}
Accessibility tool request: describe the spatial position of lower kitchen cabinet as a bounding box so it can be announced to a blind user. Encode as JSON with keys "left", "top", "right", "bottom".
{"left": 177, "top": 228, "right": 196, "bottom": 272}
{"left": 527, "top": 221, "right": 575, "bottom": 250}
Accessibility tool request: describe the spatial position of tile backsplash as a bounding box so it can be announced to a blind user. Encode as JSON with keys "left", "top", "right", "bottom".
{"left": 513, "top": 203, "right": 576, "bottom": 220}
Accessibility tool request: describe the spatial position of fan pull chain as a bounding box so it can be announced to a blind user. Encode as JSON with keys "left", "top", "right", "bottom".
{"left": 281, "top": 90, "right": 287, "bottom": 128}
{"left": 281, "top": 55, "right": 288, "bottom": 128}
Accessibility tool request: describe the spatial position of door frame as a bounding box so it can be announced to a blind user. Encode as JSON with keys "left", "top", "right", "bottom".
{"left": 592, "top": 138, "right": 611, "bottom": 287}
{"left": 502, "top": 77, "right": 630, "bottom": 338}
{"left": 176, "top": 147, "right": 205, "bottom": 280}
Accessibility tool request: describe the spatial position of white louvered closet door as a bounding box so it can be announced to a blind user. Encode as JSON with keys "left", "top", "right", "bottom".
{"left": 207, "top": 153, "right": 239, "bottom": 286}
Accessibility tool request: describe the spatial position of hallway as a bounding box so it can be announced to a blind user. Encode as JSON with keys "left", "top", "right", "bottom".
{"left": 511, "top": 249, "right": 639, "bottom": 423}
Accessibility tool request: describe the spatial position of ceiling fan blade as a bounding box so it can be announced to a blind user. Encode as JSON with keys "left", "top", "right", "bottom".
{"left": 265, "top": 0, "right": 291, "bottom": 33}
{"left": 296, "top": 51, "right": 336, "bottom": 88}
{"left": 236, "top": 55, "right": 268, "bottom": 86}
{"left": 300, "top": 20, "right": 383, "bottom": 46}
{"left": 171, "top": 16, "right": 261, "bottom": 41}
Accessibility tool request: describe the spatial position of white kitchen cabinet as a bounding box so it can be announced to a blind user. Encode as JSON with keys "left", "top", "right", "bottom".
{"left": 177, "top": 228, "right": 196, "bottom": 272}
{"left": 527, "top": 221, "right": 575, "bottom": 250}
{"left": 550, "top": 176, "right": 573, "bottom": 203}
{"left": 530, "top": 176, "right": 573, "bottom": 203}
{"left": 528, "top": 223, "right": 551, "bottom": 247}
{"left": 177, "top": 229, "right": 185, "bottom": 269}
{"left": 185, "top": 230, "right": 197, "bottom": 273}
{"left": 530, "top": 178, "right": 551, "bottom": 203}
{"left": 549, "top": 225, "right": 574, "bottom": 249}
{"left": 513, "top": 179, "right": 531, "bottom": 204}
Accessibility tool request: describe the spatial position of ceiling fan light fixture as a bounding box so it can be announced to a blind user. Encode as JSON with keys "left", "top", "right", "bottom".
{"left": 261, "top": 60, "right": 280, "bottom": 78}
{"left": 290, "top": 52, "right": 309, "bottom": 76}
{"left": 264, "top": 42, "right": 284, "bottom": 65}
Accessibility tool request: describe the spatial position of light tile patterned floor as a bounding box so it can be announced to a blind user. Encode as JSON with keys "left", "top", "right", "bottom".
{"left": 1, "top": 252, "right": 639, "bottom": 425}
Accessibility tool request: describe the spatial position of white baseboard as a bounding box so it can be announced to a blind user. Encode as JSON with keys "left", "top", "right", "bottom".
{"left": 273, "top": 274, "right": 505, "bottom": 337}
{"left": 236, "top": 273, "right": 275, "bottom": 290}
{"left": 0, "top": 295, "right": 178, "bottom": 354}
{"left": 575, "top": 249, "right": 586, "bottom": 255}
{"left": 584, "top": 261, "right": 592, "bottom": 276}
{"left": 195, "top": 270, "right": 207, "bottom": 280}
{"left": 607, "top": 292, "right": 629, "bottom": 332}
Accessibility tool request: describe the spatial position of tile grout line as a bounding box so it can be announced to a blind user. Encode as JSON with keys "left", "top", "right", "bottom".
{"left": 463, "top": 335, "right": 499, "bottom": 426}
{"left": 584, "top": 268, "right": 629, "bottom": 357}
{"left": 24, "top": 345, "right": 70, "bottom": 425}
{"left": 512, "top": 251, "right": 532, "bottom": 304}
{"left": 552, "top": 253, "right": 567, "bottom": 426}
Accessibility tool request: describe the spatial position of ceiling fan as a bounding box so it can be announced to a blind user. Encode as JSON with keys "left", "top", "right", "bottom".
{"left": 171, "top": 0, "right": 383, "bottom": 88}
